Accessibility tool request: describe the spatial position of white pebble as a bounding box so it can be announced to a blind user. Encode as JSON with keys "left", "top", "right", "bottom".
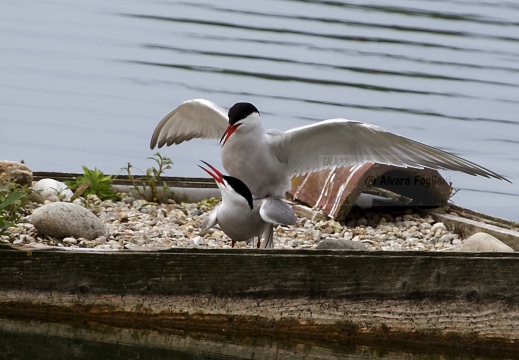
{"left": 63, "top": 237, "right": 78, "bottom": 245}
{"left": 431, "top": 222, "right": 447, "bottom": 233}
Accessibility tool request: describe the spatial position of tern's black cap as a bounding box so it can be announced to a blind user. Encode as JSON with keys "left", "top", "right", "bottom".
{"left": 228, "top": 102, "right": 259, "bottom": 125}
{"left": 223, "top": 175, "right": 254, "bottom": 210}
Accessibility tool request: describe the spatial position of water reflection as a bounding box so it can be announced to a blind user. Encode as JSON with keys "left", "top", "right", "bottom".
{"left": 0, "top": 318, "right": 514, "bottom": 360}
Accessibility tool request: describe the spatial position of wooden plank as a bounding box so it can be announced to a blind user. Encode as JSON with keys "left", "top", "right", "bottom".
{"left": 1, "top": 247, "right": 519, "bottom": 352}
{"left": 33, "top": 172, "right": 217, "bottom": 189}
{"left": 1, "top": 248, "right": 519, "bottom": 299}
{"left": 428, "top": 206, "right": 519, "bottom": 250}
{"left": 1, "top": 248, "right": 519, "bottom": 351}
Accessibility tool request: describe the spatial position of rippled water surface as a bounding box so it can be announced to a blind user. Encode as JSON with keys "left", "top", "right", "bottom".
{"left": 0, "top": 318, "right": 515, "bottom": 360}
{"left": 1, "top": 0, "right": 518, "bottom": 220}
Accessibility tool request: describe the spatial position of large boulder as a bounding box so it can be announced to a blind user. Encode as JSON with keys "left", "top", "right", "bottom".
{"left": 0, "top": 160, "right": 32, "bottom": 186}
{"left": 30, "top": 202, "right": 107, "bottom": 240}
{"left": 459, "top": 232, "right": 514, "bottom": 253}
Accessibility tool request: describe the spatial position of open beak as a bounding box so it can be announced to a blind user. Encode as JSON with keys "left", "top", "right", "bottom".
{"left": 198, "top": 160, "right": 224, "bottom": 186}
{"left": 220, "top": 123, "right": 241, "bottom": 146}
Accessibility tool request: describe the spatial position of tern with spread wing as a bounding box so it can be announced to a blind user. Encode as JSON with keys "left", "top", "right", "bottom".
{"left": 198, "top": 161, "right": 296, "bottom": 248}
{"left": 151, "top": 99, "right": 510, "bottom": 198}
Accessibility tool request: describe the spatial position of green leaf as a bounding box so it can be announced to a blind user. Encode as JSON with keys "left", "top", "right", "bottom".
{"left": 0, "top": 191, "right": 25, "bottom": 211}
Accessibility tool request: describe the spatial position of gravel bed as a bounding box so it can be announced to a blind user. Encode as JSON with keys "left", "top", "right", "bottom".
{"left": 1, "top": 195, "right": 461, "bottom": 251}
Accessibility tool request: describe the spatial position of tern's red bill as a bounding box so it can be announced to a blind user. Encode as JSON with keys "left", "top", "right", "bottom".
{"left": 220, "top": 123, "right": 241, "bottom": 146}
{"left": 198, "top": 160, "right": 224, "bottom": 185}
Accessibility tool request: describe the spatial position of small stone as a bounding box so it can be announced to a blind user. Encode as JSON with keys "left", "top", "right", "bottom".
{"left": 95, "top": 236, "right": 107, "bottom": 244}
{"left": 190, "top": 209, "right": 203, "bottom": 217}
{"left": 357, "top": 217, "right": 368, "bottom": 226}
{"left": 322, "top": 226, "right": 334, "bottom": 234}
{"left": 431, "top": 222, "right": 447, "bottom": 233}
{"left": 311, "top": 229, "right": 322, "bottom": 241}
{"left": 63, "top": 237, "right": 78, "bottom": 245}
{"left": 291, "top": 240, "right": 302, "bottom": 248}
{"left": 441, "top": 234, "right": 457, "bottom": 243}
{"left": 192, "top": 236, "right": 204, "bottom": 246}
{"left": 459, "top": 232, "right": 514, "bottom": 252}
{"left": 341, "top": 231, "right": 353, "bottom": 240}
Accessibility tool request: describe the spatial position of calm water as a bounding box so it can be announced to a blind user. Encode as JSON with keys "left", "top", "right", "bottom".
{"left": 1, "top": 0, "right": 518, "bottom": 221}
{"left": 0, "top": 318, "right": 515, "bottom": 360}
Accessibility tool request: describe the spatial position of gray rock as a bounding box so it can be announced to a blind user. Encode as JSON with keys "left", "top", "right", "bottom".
{"left": 431, "top": 222, "right": 447, "bottom": 233}
{"left": 190, "top": 209, "right": 203, "bottom": 217}
{"left": 311, "top": 229, "right": 322, "bottom": 241}
{"left": 440, "top": 233, "right": 458, "bottom": 243}
{"left": 30, "top": 202, "right": 107, "bottom": 240}
{"left": 0, "top": 160, "right": 32, "bottom": 186}
{"left": 31, "top": 178, "right": 73, "bottom": 203}
{"left": 459, "top": 232, "right": 514, "bottom": 253}
{"left": 316, "top": 238, "right": 368, "bottom": 250}
{"left": 62, "top": 237, "right": 78, "bottom": 245}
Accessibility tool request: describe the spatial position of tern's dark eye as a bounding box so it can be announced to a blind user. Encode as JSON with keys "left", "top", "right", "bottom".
{"left": 228, "top": 102, "right": 259, "bottom": 125}
{"left": 223, "top": 175, "right": 253, "bottom": 210}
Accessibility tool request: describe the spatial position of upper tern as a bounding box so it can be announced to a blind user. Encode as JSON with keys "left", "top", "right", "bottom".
{"left": 151, "top": 99, "right": 510, "bottom": 198}
{"left": 199, "top": 161, "right": 296, "bottom": 248}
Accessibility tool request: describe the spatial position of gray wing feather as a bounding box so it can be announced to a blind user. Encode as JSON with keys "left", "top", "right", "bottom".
{"left": 268, "top": 119, "right": 509, "bottom": 182}
{"left": 259, "top": 199, "right": 297, "bottom": 225}
{"left": 150, "top": 99, "right": 228, "bottom": 149}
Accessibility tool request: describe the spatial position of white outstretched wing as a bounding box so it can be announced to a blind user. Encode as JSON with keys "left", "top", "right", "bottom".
{"left": 267, "top": 118, "right": 509, "bottom": 182}
{"left": 150, "top": 99, "right": 228, "bottom": 148}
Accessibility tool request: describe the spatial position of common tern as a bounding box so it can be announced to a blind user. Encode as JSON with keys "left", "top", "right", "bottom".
{"left": 198, "top": 161, "right": 296, "bottom": 248}
{"left": 151, "top": 99, "right": 510, "bottom": 198}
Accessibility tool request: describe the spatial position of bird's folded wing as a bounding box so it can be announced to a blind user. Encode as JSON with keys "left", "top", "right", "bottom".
{"left": 150, "top": 99, "right": 228, "bottom": 148}
{"left": 259, "top": 198, "right": 297, "bottom": 225}
{"left": 201, "top": 205, "right": 220, "bottom": 230}
{"left": 267, "top": 118, "right": 509, "bottom": 182}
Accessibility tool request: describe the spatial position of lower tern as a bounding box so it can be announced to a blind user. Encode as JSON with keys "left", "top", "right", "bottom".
{"left": 151, "top": 99, "right": 510, "bottom": 198}
{"left": 199, "top": 161, "right": 296, "bottom": 248}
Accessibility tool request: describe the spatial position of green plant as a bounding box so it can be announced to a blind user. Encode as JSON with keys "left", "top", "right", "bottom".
{"left": 124, "top": 153, "right": 173, "bottom": 203}
{"left": 66, "top": 166, "right": 120, "bottom": 201}
{"left": 0, "top": 183, "right": 32, "bottom": 235}
{"left": 448, "top": 181, "right": 460, "bottom": 200}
